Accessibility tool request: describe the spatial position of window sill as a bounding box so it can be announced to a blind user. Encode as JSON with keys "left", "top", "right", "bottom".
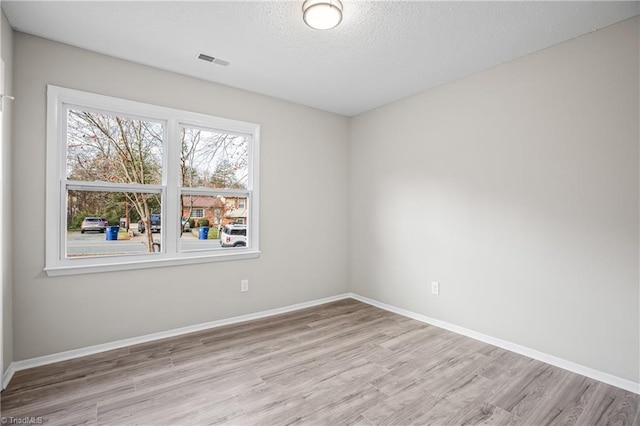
{"left": 44, "top": 250, "right": 261, "bottom": 277}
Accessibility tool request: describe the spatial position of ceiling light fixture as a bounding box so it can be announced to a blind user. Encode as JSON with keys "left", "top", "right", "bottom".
{"left": 302, "top": 0, "right": 343, "bottom": 30}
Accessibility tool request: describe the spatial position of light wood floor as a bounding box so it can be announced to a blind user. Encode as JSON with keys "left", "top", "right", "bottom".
{"left": 1, "top": 299, "right": 638, "bottom": 425}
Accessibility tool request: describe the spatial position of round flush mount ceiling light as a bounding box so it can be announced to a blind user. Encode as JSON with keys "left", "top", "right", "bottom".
{"left": 302, "top": 0, "right": 343, "bottom": 30}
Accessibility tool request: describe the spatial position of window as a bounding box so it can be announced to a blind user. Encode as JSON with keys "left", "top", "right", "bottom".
{"left": 238, "top": 198, "right": 246, "bottom": 209}
{"left": 46, "top": 85, "right": 260, "bottom": 275}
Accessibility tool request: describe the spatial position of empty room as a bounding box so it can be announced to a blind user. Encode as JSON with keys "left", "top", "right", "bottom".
{"left": 0, "top": 1, "right": 638, "bottom": 424}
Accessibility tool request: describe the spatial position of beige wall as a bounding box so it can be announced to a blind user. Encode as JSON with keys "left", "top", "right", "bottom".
{"left": 349, "top": 17, "right": 639, "bottom": 383}
{"left": 2, "top": 9, "right": 14, "bottom": 375}
{"left": 11, "top": 33, "right": 349, "bottom": 360}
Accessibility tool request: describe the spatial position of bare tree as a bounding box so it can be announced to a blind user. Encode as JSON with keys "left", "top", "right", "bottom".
{"left": 67, "top": 110, "right": 162, "bottom": 252}
{"left": 180, "top": 127, "right": 248, "bottom": 233}
{"left": 66, "top": 115, "right": 249, "bottom": 250}
{"left": 180, "top": 128, "right": 248, "bottom": 189}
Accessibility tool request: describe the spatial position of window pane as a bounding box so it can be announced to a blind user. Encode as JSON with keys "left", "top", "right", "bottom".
{"left": 67, "top": 189, "right": 162, "bottom": 258}
{"left": 180, "top": 194, "right": 248, "bottom": 251}
{"left": 180, "top": 127, "right": 248, "bottom": 189}
{"left": 66, "top": 109, "right": 163, "bottom": 184}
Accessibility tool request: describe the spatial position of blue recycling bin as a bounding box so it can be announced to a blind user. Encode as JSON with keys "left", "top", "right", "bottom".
{"left": 198, "top": 227, "right": 209, "bottom": 240}
{"left": 106, "top": 226, "right": 119, "bottom": 241}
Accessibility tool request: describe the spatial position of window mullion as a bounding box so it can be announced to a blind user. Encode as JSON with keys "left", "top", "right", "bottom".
{"left": 65, "top": 180, "right": 163, "bottom": 193}
{"left": 163, "top": 118, "right": 180, "bottom": 255}
{"left": 249, "top": 128, "right": 260, "bottom": 250}
{"left": 180, "top": 188, "right": 250, "bottom": 197}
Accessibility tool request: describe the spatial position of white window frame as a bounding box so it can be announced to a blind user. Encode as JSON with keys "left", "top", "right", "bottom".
{"left": 191, "top": 208, "right": 205, "bottom": 218}
{"left": 45, "top": 85, "right": 260, "bottom": 276}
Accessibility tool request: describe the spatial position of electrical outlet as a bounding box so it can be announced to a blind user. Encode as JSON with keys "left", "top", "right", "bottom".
{"left": 431, "top": 281, "right": 439, "bottom": 296}
{"left": 241, "top": 279, "right": 249, "bottom": 292}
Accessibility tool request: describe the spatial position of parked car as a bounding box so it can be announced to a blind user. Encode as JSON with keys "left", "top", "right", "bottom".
{"left": 80, "top": 217, "right": 108, "bottom": 233}
{"left": 220, "top": 224, "right": 247, "bottom": 247}
{"left": 181, "top": 217, "right": 191, "bottom": 232}
{"left": 139, "top": 214, "right": 161, "bottom": 233}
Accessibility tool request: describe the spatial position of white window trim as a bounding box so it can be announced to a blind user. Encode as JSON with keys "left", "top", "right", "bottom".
{"left": 45, "top": 85, "right": 260, "bottom": 276}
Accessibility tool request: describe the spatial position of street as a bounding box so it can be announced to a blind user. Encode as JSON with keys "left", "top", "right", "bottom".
{"left": 66, "top": 230, "right": 223, "bottom": 257}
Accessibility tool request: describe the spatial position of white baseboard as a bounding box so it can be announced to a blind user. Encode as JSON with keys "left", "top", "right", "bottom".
{"left": 2, "top": 362, "right": 15, "bottom": 390}
{"left": 1, "top": 293, "right": 351, "bottom": 390}
{"left": 4, "top": 292, "right": 638, "bottom": 395}
{"left": 348, "top": 293, "right": 640, "bottom": 395}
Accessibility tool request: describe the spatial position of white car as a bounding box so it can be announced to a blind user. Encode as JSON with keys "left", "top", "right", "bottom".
{"left": 220, "top": 224, "right": 247, "bottom": 247}
{"left": 80, "top": 217, "right": 108, "bottom": 233}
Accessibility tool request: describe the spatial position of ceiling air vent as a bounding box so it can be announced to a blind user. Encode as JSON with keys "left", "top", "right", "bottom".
{"left": 198, "top": 53, "right": 214, "bottom": 62}
{"left": 198, "top": 53, "right": 230, "bottom": 67}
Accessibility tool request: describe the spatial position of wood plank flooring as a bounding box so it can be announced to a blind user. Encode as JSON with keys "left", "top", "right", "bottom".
{"left": 1, "top": 299, "right": 638, "bottom": 425}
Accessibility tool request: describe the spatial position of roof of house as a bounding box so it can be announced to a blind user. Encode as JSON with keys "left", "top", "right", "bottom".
{"left": 181, "top": 197, "right": 224, "bottom": 209}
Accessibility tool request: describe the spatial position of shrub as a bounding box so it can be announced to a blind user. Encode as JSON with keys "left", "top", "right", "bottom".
{"left": 198, "top": 217, "right": 210, "bottom": 227}
{"left": 188, "top": 218, "right": 196, "bottom": 229}
{"left": 69, "top": 214, "right": 86, "bottom": 230}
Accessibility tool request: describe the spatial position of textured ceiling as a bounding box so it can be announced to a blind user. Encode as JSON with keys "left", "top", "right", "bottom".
{"left": 2, "top": 1, "right": 639, "bottom": 116}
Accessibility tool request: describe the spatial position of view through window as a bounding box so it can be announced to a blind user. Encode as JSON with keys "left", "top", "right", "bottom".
{"left": 179, "top": 126, "right": 249, "bottom": 252}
